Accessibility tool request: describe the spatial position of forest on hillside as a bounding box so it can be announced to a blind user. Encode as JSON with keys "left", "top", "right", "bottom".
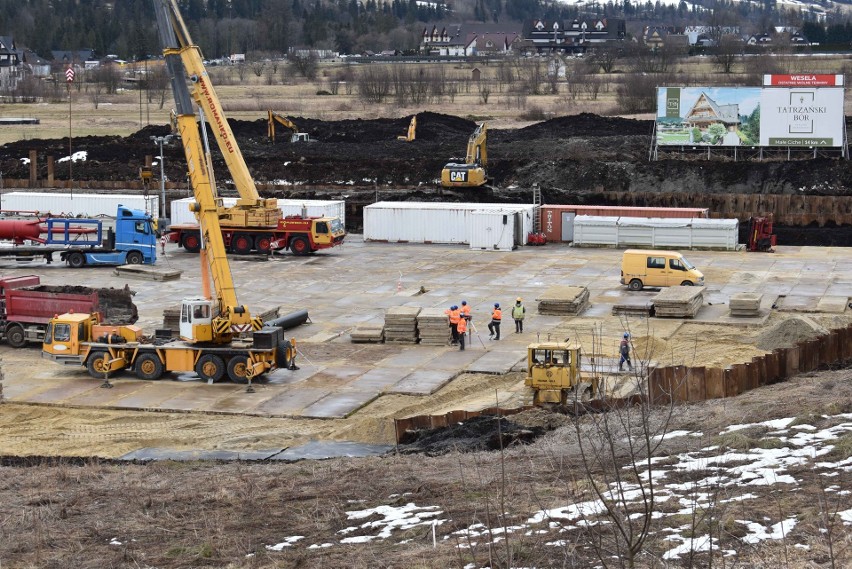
{"left": 0, "top": 0, "right": 850, "bottom": 60}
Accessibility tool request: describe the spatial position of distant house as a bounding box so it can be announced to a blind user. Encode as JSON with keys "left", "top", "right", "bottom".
{"left": 746, "top": 33, "right": 772, "bottom": 46}
{"left": 51, "top": 49, "right": 96, "bottom": 65}
{"left": 421, "top": 24, "right": 523, "bottom": 57}
{"left": 683, "top": 26, "right": 740, "bottom": 45}
{"left": 683, "top": 92, "right": 741, "bottom": 132}
{"left": 642, "top": 26, "right": 679, "bottom": 50}
{"left": 0, "top": 35, "right": 22, "bottom": 90}
{"left": 22, "top": 49, "right": 50, "bottom": 77}
{"left": 524, "top": 18, "right": 626, "bottom": 54}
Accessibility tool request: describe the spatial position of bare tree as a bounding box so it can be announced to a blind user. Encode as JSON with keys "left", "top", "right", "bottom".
{"left": 288, "top": 52, "right": 319, "bottom": 80}
{"left": 479, "top": 85, "right": 491, "bottom": 104}
{"left": 590, "top": 44, "right": 622, "bottom": 73}
{"left": 235, "top": 64, "right": 248, "bottom": 81}
{"left": 356, "top": 66, "right": 391, "bottom": 104}
{"left": 147, "top": 65, "right": 170, "bottom": 109}
{"left": 250, "top": 60, "right": 266, "bottom": 78}
{"left": 713, "top": 35, "right": 743, "bottom": 74}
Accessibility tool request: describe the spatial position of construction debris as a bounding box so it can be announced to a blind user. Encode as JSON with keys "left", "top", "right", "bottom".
{"left": 537, "top": 286, "right": 590, "bottom": 315}
{"left": 417, "top": 308, "right": 451, "bottom": 346}
{"left": 730, "top": 292, "right": 762, "bottom": 317}
{"left": 653, "top": 286, "right": 705, "bottom": 318}
{"left": 383, "top": 306, "right": 421, "bottom": 344}
{"left": 350, "top": 324, "right": 385, "bottom": 344}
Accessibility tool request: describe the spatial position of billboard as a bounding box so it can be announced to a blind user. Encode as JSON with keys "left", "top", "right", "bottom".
{"left": 656, "top": 87, "right": 762, "bottom": 147}
{"left": 759, "top": 88, "right": 845, "bottom": 147}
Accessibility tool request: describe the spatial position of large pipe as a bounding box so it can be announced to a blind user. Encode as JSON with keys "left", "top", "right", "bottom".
{"left": 263, "top": 309, "right": 309, "bottom": 331}
{"left": 0, "top": 219, "right": 98, "bottom": 244}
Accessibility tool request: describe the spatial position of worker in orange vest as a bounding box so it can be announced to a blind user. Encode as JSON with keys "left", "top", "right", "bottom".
{"left": 445, "top": 304, "right": 461, "bottom": 345}
{"left": 460, "top": 300, "right": 472, "bottom": 338}
{"left": 456, "top": 315, "right": 467, "bottom": 350}
{"left": 488, "top": 303, "right": 502, "bottom": 340}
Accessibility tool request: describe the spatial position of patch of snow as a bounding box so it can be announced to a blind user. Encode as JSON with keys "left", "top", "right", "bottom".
{"left": 795, "top": 543, "right": 811, "bottom": 550}
{"left": 109, "top": 538, "right": 123, "bottom": 546}
{"left": 737, "top": 518, "right": 797, "bottom": 544}
{"left": 265, "top": 536, "right": 304, "bottom": 551}
{"left": 20, "top": 157, "right": 30, "bottom": 165}
{"left": 721, "top": 417, "right": 795, "bottom": 434}
{"left": 662, "top": 534, "right": 715, "bottom": 560}
{"left": 839, "top": 508, "right": 852, "bottom": 525}
{"left": 57, "top": 151, "right": 88, "bottom": 163}
{"left": 339, "top": 502, "right": 445, "bottom": 542}
{"left": 652, "top": 430, "right": 696, "bottom": 443}
{"left": 308, "top": 543, "right": 333, "bottom": 549}
{"left": 528, "top": 499, "right": 607, "bottom": 525}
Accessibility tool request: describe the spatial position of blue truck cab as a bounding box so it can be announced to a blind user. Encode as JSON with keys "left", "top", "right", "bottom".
{"left": 46, "top": 205, "right": 158, "bottom": 268}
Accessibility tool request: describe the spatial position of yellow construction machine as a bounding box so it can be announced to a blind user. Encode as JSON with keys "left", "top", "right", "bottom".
{"left": 397, "top": 115, "right": 416, "bottom": 141}
{"left": 41, "top": 0, "right": 297, "bottom": 384}
{"left": 524, "top": 340, "right": 599, "bottom": 406}
{"left": 268, "top": 111, "right": 312, "bottom": 143}
{"left": 441, "top": 122, "right": 488, "bottom": 188}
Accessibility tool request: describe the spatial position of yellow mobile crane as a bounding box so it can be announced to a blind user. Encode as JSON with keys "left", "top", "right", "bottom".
{"left": 40, "top": 0, "right": 297, "bottom": 384}
{"left": 441, "top": 122, "right": 488, "bottom": 188}
{"left": 268, "top": 111, "right": 312, "bottom": 143}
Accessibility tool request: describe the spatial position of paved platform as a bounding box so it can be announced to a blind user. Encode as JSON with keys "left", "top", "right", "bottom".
{"left": 1, "top": 240, "right": 849, "bottom": 420}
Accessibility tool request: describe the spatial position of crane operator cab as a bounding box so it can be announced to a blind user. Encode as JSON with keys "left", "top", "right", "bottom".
{"left": 180, "top": 298, "right": 215, "bottom": 342}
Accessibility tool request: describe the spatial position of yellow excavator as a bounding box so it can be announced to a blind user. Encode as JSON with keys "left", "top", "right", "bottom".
{"left": 397, "top": 115, "right": 416, "bottom": 142}
{"left": 441, "top": 122, "right": 488, "bottom": 188}
{"left": 268, "top": 111, "right": 312, "bottom": 143}
{"left": 40, "top": 0, "right": 297, "bottom": 384}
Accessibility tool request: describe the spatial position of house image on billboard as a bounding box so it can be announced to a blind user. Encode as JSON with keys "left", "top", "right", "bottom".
{"left": 683, "top": 92, "right": 742, "bottom": 145}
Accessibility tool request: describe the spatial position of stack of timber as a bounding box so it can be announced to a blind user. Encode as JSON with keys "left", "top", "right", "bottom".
{"left": 417, "top": 308, "right": 451, "bottom": 346}
{"left": 653, "top": 286, "right": 705, "bottom": 318}
{"left": 350, "top": 324, "right": 385, "bottom": 344}
{"left": 729, "top": 292, "right": 762, "bottom": 317}
{"left": 384, "top": 306, "right": 421, "bottom": 343}
{"left": 537, "top": 286, "right": 590, "bottom": 315}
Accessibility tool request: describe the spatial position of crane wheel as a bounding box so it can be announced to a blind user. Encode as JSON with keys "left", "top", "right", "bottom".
{"left": 227, "top": 355, "right": 249, "bottom": 384}
{"left": 255, "top": 235, "right": 272, "bottom": 254}
{"left": 195, "top": 354, "right": 225, "bottom": 383}
{"left": 135, "top": 353, "right": 164, "bottom": 380}
{"left": 289, "top": 235, "right": 310, "bottom": 256}
{"left": 232, "top": 233, "right": 254, "bottom": 255}
{"left": 182, "top": 234, "right": 201, "bottom": 253}
{"left": 86, "top": 351, "right": 110, "bottom": 379}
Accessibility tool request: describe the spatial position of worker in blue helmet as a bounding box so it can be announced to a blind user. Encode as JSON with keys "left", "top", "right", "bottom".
{"left": 488, "top": 303, "right": 502, "bottom": 340}
{"left": 460, "top": 300, "right": 472, "bottom": 338}
{"left": 619, "top": 332, "right": 633, "bottom": 372}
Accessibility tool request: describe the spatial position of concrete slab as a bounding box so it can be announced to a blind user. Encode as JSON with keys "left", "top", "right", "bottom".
{"left": 113, "top": 265, "right": 182, "bottom": 281}
{"left": 113, "top": 381, "right": 195, "bottom": 409}
{"left": 265, "top": 365, "right": 327, "bottom": 386}
{"left": 347, "top": 368, "right": 410, "bottom": 392}
{"left": 156, "top": 384, "right": 242, "bottom": 412}
{"left": 816, "top": 296, "right": 849, "bottom": 313}
{"left": 377, "top": 347, "right": 444, "bottom": 368}
{"left": 271, "top": 441, "right": 393, "bottom": 461}
{"left": 11, "top": 377, "right": 98, "bottom": 403}
{"left": 120, "top": 448, "right": 282, "bottom": 461}
{"left": 425, "top": 347, "right": 488, "bottom": 370}
{"left": 301, "top": 366, "right": 370, "bottom": 389}
{"left": 465, "top": 350, "right": 526, "bottom": 374}
{"left": 250, "top": 387, "right": 330, "bottom": 416}
{"left": 63, "top": 380, "right": 153, "bottom": 407}
{"left": 776, "top": 295, "right": 820, "bottom": 312}
{"left": 390, "top": 369, "right": 457, "bottom": 395}
{"left": 301, "top": 390, "right": 380, "bottom": 419}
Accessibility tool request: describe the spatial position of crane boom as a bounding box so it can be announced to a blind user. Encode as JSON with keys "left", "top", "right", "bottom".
{"left": 154, "top": 0, "right": 279, "bottom": 227}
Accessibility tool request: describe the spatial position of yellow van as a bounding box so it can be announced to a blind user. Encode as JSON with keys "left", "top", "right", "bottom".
{"left": 620, "top": 249, "right": 704, "bottom": 291}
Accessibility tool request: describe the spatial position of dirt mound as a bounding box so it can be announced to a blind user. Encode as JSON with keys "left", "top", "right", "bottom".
{"left": 757, "top": 316, "right": 825, "bottom": 351}
{"left": 517, "top": 112, "right": 652, "bottom": 138}
{"left": 398, "top": 415, "right": 544, "bottom": 456}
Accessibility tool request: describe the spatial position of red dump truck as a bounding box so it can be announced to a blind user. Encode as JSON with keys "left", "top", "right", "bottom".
{"left": 0, "top": 275, "right": 138, "bottom": 348}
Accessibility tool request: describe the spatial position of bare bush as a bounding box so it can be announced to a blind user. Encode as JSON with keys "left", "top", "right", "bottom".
{"left": 288, "top": 52, "right": 319, "bottom": 80}
{"left": 615, "top": 73, "right": 665, "bottom": 114}
{"left": 356, "top": 66, "right": 392, "bottom": 104}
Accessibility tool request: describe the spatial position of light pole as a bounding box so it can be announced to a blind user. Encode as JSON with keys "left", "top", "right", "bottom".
{"left": 151, "top": 135, "right": 174, "bottom": 221}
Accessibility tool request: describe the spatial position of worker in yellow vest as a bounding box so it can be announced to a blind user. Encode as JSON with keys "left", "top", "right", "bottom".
{"left": 512, "top": 297, "right": 526, "bottom": 333}
{"left": 488, "top": 303, "right": 502, "bottom": 340}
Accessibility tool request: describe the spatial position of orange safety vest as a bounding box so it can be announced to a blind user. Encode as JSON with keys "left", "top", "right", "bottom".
{"left": 491, "top": 308, "right": 502, "bottom": 321}
{"left": 460, "top": 305, "right": 471, "bottom": 318}
{"left": 457, "top": 317, "right": 467, "bottom": 334}
{"left": 445, "top": 308, "right": 461, "bottom": 324}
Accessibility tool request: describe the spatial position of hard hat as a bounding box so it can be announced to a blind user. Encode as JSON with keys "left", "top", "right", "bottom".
{"left": 494, "top": 303, "right": 500, "bottom": 308}
{"left": 516, "top": 297, "right": 522, "bottom": 302}
{"left": 624, "top": 332, "right": 630, "bottom": 338}
{"left": 461, "top": 300, "right": 467, "bottom": 305}
{"left": 452, "top": 305, "right": 458, "bottom": 310}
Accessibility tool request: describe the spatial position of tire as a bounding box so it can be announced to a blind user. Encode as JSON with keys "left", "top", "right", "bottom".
{"left": 227, "top": 355, "right": 250, "bottom": 384}
{"left": 135, "top": 352, "right": 164, "bottom": 380}
{"left": 67, "top": 252, "right": 86, "bottom": 268}
{"left": 681, "top": 281, "right": 694, "bottom": 286}
{"left": 125, "top": 251, "right": 144, "bottom": 265}
{"left": 86, "top": 351, "right": 110, "bottom": 379}
{"left": 182, "top": 233, "right": 201, "bottom": 253}
{"left": 195, "top": 353, "right": 225, "bottom": 383}
{"left": 628, "top": 279, "right": 643, "bottom": 291}
{"left": 289, "top": 235, "right": 310, "bottom": 256}
{"left": 255, "top": 235, "right": 272, "bottom": 254}
{"left": 232, "top": 233, "right": 254, "bottom": 255}
{"left": 5, "top": 323, "right": 27, "bottom": 348}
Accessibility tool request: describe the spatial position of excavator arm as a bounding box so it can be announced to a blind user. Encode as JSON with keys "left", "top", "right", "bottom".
{"left": 153, "top": 0, "right": 279, "bottom": 227}
{"left": 268, "top": 111, "right": 298, "bottom": 143}
{"left": 465, "top": 122, "right": 487, "bottom": 166}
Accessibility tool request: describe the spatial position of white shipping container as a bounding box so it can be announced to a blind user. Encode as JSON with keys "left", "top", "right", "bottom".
{"left": 469, "top": 210, "right": 518, "bottom": 251}
{"left": 0, "top": 192, "right": 158, "bottom": 218}
{"left": 364, "top": 202, "right": 538, "bottom": 245}
{"left": 573, "top": 216, "right": 739, "bottom": 251}
{"left": 168, "top": 197, "right": 345, "bottom": 227}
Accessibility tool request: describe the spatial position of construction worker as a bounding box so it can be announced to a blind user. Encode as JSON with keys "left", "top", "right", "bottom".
{"left": 445, "top": 305, "right": 461, "bottom": 345}
{"left": 460, "top": 300, "right": 472, "bottom": 338}
{"left": 488, "top": 303, "right": 502, "bottom": 340}
{"left": 512, "top": 297, "right": 526, "bottom": 333}
{"left": 456, "top": 314, "right": 467, "bottom": 350}
{"left": 160, "top": 233, "right": 168, "bottom": 255}
{"left": 619, "top": 332, "right": 633, "bottom": 371}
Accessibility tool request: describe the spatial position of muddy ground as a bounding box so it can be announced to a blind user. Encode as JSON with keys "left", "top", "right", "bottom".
{"left": 2, "top": 111, "right": 851, "bottom": 244}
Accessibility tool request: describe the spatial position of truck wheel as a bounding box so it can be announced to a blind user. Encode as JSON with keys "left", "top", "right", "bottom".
{"left": 182, "top": 233, "right": 201, "bottom": 253}
{"left": 125, "top": 251, "right": 144, "bottom": 265}
{"left": 628, "top": 279, "right": 643, "bottom": 291}
{"left": 5, "top": 323, "right": 27, "bottom": 348}
{"left": 232, "top": 233, "right": 254, "bottom": 255}
{"left": 255, "top": 235, "right": 272, "bottom": 254}
{"left": 681, "top": 281, "right": 694, "bottom": 286}
{"left": 195, "top": 354, "right": 225, "bottom": 383}
{"left": 86, "top": 351, "right": 110, "bottom": 379}
{"left": 290, "top": 236, "right": 309, "bottom": 256}
{"left": 135, "top": 352, "right": 164, "bottom": 380}
{"left": 68, "top": 252, "right": 86, "bottom": 268}
{"left": 227, "top": 355, "right": 249, "bottom": 384}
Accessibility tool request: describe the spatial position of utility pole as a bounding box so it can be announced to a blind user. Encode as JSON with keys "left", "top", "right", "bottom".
{"left": 151, "top": 134, "right": 174, "bottom": 221}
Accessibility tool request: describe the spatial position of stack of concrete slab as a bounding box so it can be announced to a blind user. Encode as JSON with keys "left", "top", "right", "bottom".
{"left": 730, "top": 292, "right": 762, "bottom": 317}
{"left": 653, "top": 286, "right": 704, "bottom": 318}
{"left": 537, "top": 286, "right": 590, "bottom": 315}
{"left": 350, "top": 324, "right": 385, "bottom": 343}
{"left": 162, "top": 306, "right": 181, "bottom": 331}
{"left": 384, "top": 306, "right": 421, "bottom": 343}
{"left": 417, "top": 308, "right": 451, "bottom": 346}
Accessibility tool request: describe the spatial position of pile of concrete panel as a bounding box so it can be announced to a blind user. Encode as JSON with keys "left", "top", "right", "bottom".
{"left": 350, "top": 324, "right": 385, "bottom": 343}
{"left": 537, "top": 286, "right": 590, "bottom": 315}
{"left": 384, "top": 306, "right": 421, "bottom": 343}
{"left": 162, "top": 306, "right": 181, "bottom": 332}
{"left": 730, "top": 292, "right": 763, "bottom": 317}
{"left": 653, "top": 286, "right": 705, "bottom": 318}
{"left": 417, "top": 308, "right": 451, "bottom": 346}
